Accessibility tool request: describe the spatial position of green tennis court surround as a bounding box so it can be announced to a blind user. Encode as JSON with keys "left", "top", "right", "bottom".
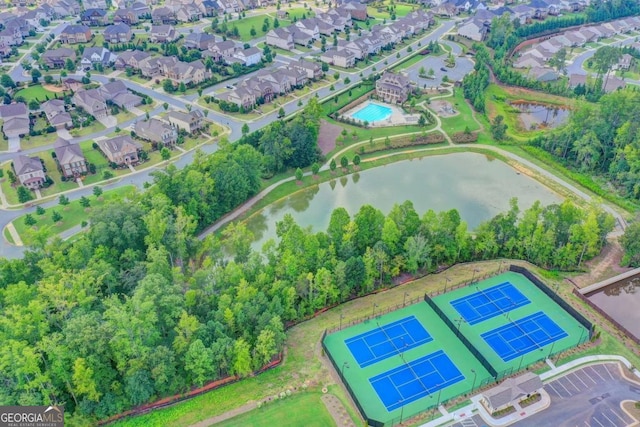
{"left": 322, "top": 269, "right": 589, "bottom": 426}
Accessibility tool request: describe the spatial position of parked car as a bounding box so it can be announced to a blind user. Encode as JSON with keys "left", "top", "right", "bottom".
{"left": 226, "top": 85, "right": 234, "bottom": 89}
{"left": 440, "top": 67, "right": 448, "bottom": 72}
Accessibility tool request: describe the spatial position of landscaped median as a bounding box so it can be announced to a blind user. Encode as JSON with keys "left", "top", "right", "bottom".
{"left": 8, "top": 185, "right": 137, "bottom": 247}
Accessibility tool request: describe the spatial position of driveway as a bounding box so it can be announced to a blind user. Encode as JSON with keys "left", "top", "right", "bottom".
{"left": 517, "top": 363, "right": 639, "bottom": 427}
{"left": 97, "top": 115, "right": 117, "bottom": 128}
{"left": 7, "top": 136, "right": 20, "bottom": 152}
{"left": 56, "top": 129, "right": 72, "bottom": 139}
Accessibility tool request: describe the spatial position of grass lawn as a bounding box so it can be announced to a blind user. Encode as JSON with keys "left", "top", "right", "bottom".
{"left": 70, "top": 120, "right": 106, "bottom": 137}
{"left": 216, "top": 392, "right": 336, "bottom": 427}
{"left": 13, "top": 185, "right": 137, "bottom": 246}
{"left": 0, "top": 164, "right": 21, "bottom": 205}
{"left": 367, "top": 2, "right": 415, "bottom": 19}
{"left": 484, "top": 84, "right": 576, "bottom": 141}
{"left": 438, "top": 88, "right": 482, "bottom": 136}
{"left": 14, "top": 85, "right": 57, "bottom": 103}
{"left": 20, "top": 132, "right": 59, "bottom": 150}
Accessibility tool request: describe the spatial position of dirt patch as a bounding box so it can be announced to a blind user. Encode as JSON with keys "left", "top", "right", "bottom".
{"left": 42, "top": 84, "right": 66, "bottom": 93}
{"left": 572, "top": 240, "right": 631, "bottom": 288}
{"left": 431, "top": 100, "right": 459, "bottom": 117}
{"left": 318, "top": 120, "right": 341, "bottom": 155}
{"left": 321, "top": 394, "right": 356, "bottom": 427}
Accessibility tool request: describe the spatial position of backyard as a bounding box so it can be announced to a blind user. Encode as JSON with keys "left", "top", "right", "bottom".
{"left": 14, "top": 84, "right": 58, "bottom": 103}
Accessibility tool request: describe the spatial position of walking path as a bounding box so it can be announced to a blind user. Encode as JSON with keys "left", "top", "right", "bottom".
{"left": 5, "top": 223, "right": 23, "bottom": 246}
{"left": 419, "top": 354, "right": 640, "bottom": 427}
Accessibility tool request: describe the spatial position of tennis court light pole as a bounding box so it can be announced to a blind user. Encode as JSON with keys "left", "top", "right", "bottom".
{"left": 403, "top": 292, "right": 409, "bottom": 307}
{"left": 372, "top": 303, "right": 379, "bottom": 318}
{"left": 518, "top": 354, "right": 525, "bottom": 372}
{"left": 340, "top": 313, "right": 344, "bottom": 330}
{"left": 471, "top": 369, "right": 477, "bottom": 393}
{"left": 341, "top": 361, "right": 349, "bottom": 378}
{"left": 399, "top": 400, "right": 404, "bottom": 424}
{"left": 472, "top": 268, "right": 480, "bottom": 283}
{"left": 444, "top": 276, "right": 451, "bottom": 293}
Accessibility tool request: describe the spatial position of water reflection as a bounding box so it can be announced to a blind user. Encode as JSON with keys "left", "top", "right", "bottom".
{"left": 589, "top": 274, "right": 640, "bottom": 338}
{"left": 510, "top": 101, "right": 570, "bottom": 130}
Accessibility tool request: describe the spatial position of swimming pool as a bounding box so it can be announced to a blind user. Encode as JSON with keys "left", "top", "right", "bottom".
{"left": 350, "top": 102, "right": 392, "bottom": 123}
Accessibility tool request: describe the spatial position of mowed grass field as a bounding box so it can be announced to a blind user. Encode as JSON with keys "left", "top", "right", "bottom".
{"left": 14, "top": 85, "right": 58, "bottom": 103}
{"left": 216, "top": 392, "right": 336, "bottom": 427}
{"left": 227, "top": 8, "right": 313, "bottom": 41}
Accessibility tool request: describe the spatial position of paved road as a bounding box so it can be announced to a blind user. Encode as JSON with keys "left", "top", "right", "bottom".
{"left": 517, "top": 363, "right": 639, "bottom": 427}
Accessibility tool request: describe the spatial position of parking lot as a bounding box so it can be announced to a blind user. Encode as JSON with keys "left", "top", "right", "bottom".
{"left": 448, "top": 414, "right": 487, "bottom": 427}
{"left": 518, "top": 363, "right": 639, "bottom": 427}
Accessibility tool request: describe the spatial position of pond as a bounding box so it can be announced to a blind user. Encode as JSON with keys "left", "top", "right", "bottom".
{"left": 510, "top": 101, "right": 570, "bottom": 130}
{"left": 587, "top": 274, "right": 640, "bottom": 340}
{"left": 245, "top": 152, "right": 563, "bottom": 249}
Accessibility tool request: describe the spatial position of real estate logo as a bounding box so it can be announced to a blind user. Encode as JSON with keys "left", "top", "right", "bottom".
{"left": 0, "top": 406, "right": 64, "bottom": 427}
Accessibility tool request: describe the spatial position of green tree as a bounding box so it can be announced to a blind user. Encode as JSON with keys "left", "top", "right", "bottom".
{"left": 160, "top": 147, "right": 171, "bottom": 161}
{"left": 1, "top": 74, "right": 15, "bottom": 88}
{"left": 185, "top": 339, "right": 212, "bottom": 387}
{"left": 241, "top": 123, "right": 250, "bottom": 135}
{"left": 232, "top": 338, "right": 253, "bottom": 378}
{"left": 51, "top": 210, "right": 62, "bottom": 222}
{"left": 163, "top": 79, "right": 175, "bottom": 92}
{"left": 340, "top": 155, "right": 348, "bottom": 169}
{"left": 36, "top": 205, "right": 45, "bottom": 215}
{"left": 490, "top": 115, "right": 508, "bottom": 141}
{"left": 24, "top": 214, "right": 36, "bottom": 227}
{"left": 59, "top": 195, "right": 69, "bottom": 206}
{"left": 311, "top": 162, "right": 320, "bottom": 176}
{"left": 28, "top": 99, "right": 40, "bottom": 111}
{"left": 353, "top": 154, "right": 361, "bottom": 167}
{"left": 17, "top": 186, "right": 32, "bottom": 203}
{"left": 65, "top": 58, "right": 75, "bottom": 72}
{"left": 295, "top": 167, "right": 303, "bottom": 181}
{"left": 179, "top": 82, "right": 187, "bottom": 93}
{"left": 163, "top": 102, "right": 169, "bottom": 111}
{"left": 278, "top": 107, "right": 285, "bottom": 118}
{"left": 621, "top": 222, "right": 640, "bottom": 267}
{"left": 93, "top": 186, "right": 103, "bottom": 198}
{"left": 250, "top": 26, "right": 257, "bottom": 37}
{"left": 30, "top": 68, "right": 41, "bottom": 84}
{"left": 79, "top": 196, "right": 90, "bottom": 208}
{"left": 330, "top": 158, "right": 336, "bottom": 172}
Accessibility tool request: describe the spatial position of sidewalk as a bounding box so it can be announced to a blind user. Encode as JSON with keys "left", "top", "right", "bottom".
{"left": 418, "top": 354, "right": 640, "bottom": 427}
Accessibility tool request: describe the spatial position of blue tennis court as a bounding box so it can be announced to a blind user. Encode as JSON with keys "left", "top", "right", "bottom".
{"left": 450, "top": 282, "right": 530, "bottom": 325}
{"left": 369, "top": 350, "right": 465, "bottom": 411}
{"left": 482, "top": 311, "right": 568, "bottom": 362}
{"left": 345, "top": 316, "right": 432, "bottom": 368}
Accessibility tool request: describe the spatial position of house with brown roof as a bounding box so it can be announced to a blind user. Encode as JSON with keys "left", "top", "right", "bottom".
{"left": 164, "top": 59, "right": 209, "bottom": 85}
{"left": 184, "top": 32, "right": 216, "bottom": 50}
{"left": 376, "top": 71, "right": 411, "bottom": 104}
{"left": 0, "top": 102, "right": 30, "bottom": 139}
{"left": 337, "top": 2, "right": 367, "bottom": 21}
{"left": 59, "top": 25, "right": 92, "bottom": 44}
{"left": 150, "top": 24, "right": 178, "bottom": 43}
{"left": 134, "top": 118, "right": 178, "bottom": 145}
{"left": 115, "top": 50, "right": 150, "bottom": 70}
{"left": 320, "top": 48, "right": 355, "bottom": 68}
{"left": 166, "top": 109, "right": 204, "bottom": 134}
{"left": 13, "top": 155, "right": 45, "bottom": 189}
{"left": 98, "top": 135, "right": 142, "bottom": 166}
{"left": 42, "top": 47, "right": 75, "bottom": 69}
{"left": 152, "top": 7, "right": 177, "bottom": 24}
{"left": 99, "top": 80, "right": 143, "bottom": 110}
{"left": 80, "top": 8, "right": 108, "bottom": 26}
{"left": 266, "top": 28, "right": 294, "bottom": 51}
{"left": 289, "top": 59, "right": 323, "bottom": 80}
{"left": 114, "top": 9, "right": 140, "bottom": 25}
{"left": 53, "top": 138, "right": 87, "bottom": 178}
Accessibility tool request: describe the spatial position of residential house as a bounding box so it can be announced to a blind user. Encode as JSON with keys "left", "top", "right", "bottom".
{"left": 603, "top": 76, "right": 626, "bottom": 93}
{"left": 150, "top": 25, "right": 178, "bottom": 42}
{"left": 80, "top": 8, "right": 108, "bottom": 26}
{"left": 184, "top": 32, "right": 215, "bottom": 50}
{"left": 337, "top": 2, "right": 367, "bottom": 21}
{"left": 481, "top": 373, "right": 542, "bottom": 413}
{"left": 114, "top": 8, "right": 140, "bottom": 25}
{"left": 99, "top": 80, "right": 143, "bottom": 109}
{"left": 134, "top": 118, "right": 178, "bottom": 145}
{"left": 42, "top": 99, "right": 72, "bottom": 129}
{"left": 164, "top": 59, "right": 209, "bottom": 85}
{"left": 320, "top": 48, "right": 355, "bottom": 68}
{"left": 0, "top": 27, "right": 23, "bottom": 46}
{"left": 433, "top": 3, "right": 457, "bottom": 17}
{"left": 152, "top": 7, "right": 177, "bottom": 24}
{"left": 73, "top": 89, "right": 108, "bottom": 118}
{"left": 13, "top": 155, "right": 45, "bottom": 189}
{"left": 53, "top": 138, "right": 87, "bottom": 178}
{"left": 266, "top": 28, "right": 294, "bottom": 51}
{"left": 616, "top": 53, "right": 633, "bottom": 70}
{"left": 115, "top": 50, "right": 150, "bottom": 69}
{"left": 103, "top": 23, "right": 133, "bottom": 43}
{"left": 376, "top": 71, "right": 411, "bottom": 104}
{"left": 42, "top": 47, "right": 75, "bottom": 69}
{"left": 200, "top": 0, "right": 220, "bottom": 17}
{"left": 221, "top": 87, "right": 256, "bottom": 110}
{"left": 83, "top": 0, "right": 108, "bottom": 8}
{"left": 176, "top": 4, "right": 203, "bottom": 22}
{"left": 47, "top": 0, "right": 81, "bottom": 17}
{"left": 232, "top": 47, "right": 262, "bottom": 66}
{"left": 166, "top": 109, "right": 204, "bottom": 134}
{"left": 289, "top": 59, "right": 323, "bottom": 80}
{"left": 81, "top": 47, "right": 117, "bottom": 69}
{"left": 457, "top": 18, "right": 488, "bottom": 41}
{"left": 0, "top": 103, "right": 29, "bottom": 139}
{"left": 295, "top": 19, "right": 320, "bottom": 41}
{"left": 59, "top": 25, "right": 92, "bottom": 44}
{"left": 527, "top": 66, "right": 559, "bottom": 82}
{"left": 216, "top": 0, "right": 244, "bottom": 13}
{"left": 98, "top": 135, "right": 142, "bottom": 166}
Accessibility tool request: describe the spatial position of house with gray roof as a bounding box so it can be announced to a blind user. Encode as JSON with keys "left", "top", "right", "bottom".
{"left": 98, "top": 135, "right": 142, "bottom": 166}
{"left": 73, "top": 89, "right": 108, "bottom": 118}
{"left": 134, "top": 118, "right": 178, "bottom": 146}
{"left": 99, "top": 80, "right": 143, "bottom": 110}
{"left": 53, "top": 138, "right": 87, "bottom": 178}
{"left": 103, "top": 23, "right": 132, "bottom": 44}
{"left": 13, "top": 155, "right": 45, "bottom": 189}
{"left": 481, "top": 373, "right": 542, "bottom": 413}
{"left": 184, "top": 32, "right": 216, "bottom": 50}
{"left": 59, "top": 25, "right": 92, "bottom": 44}
{"left": 166, "top": 110, "right": 204, "bottom": 134}
{"left": 81, "top": 47, "right": 117, "bottom": 69}
{"left": 42, "top": 99, "right": 72, "bottom": 129}
{"left": 266, "top": 28, "right": 294, "bottom": 51}
{"left": 0, "top": 102, "right": 30, "bottom": 139}
{"left": 42, "top": 47, "right": 76, "bottom": 69}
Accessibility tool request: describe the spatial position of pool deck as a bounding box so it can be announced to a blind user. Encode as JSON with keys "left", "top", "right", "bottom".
{"left": 343, "top": 101, "right": 421, "bottom": 127}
